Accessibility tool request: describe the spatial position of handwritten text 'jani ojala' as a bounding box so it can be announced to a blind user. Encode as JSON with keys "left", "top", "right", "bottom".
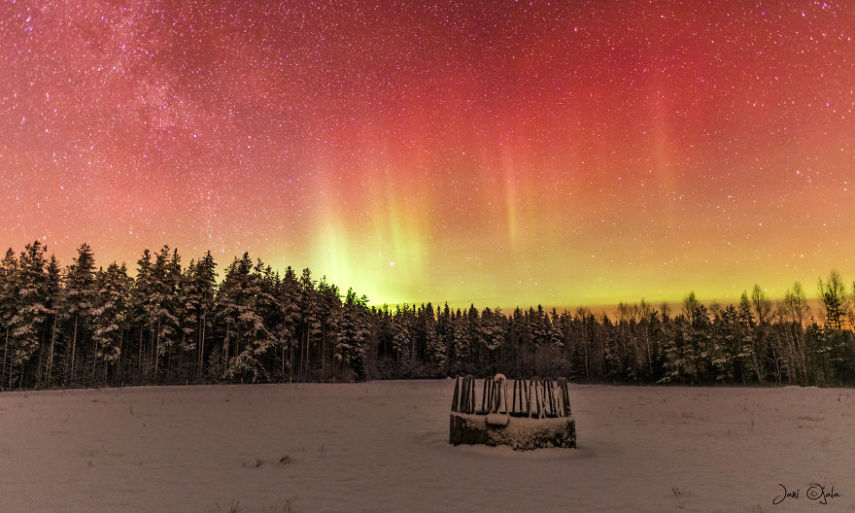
{"left": 773, "top": 483, "right": 840, "bottom": 505}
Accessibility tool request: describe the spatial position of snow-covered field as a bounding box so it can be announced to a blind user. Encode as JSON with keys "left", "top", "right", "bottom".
{"left": 2, "top": 381, "right": 853, "bottom": 513}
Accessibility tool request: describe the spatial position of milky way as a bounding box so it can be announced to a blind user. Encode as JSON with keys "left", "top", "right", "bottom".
{"left": 1, "top": 0, "right": 854, "bottom": 307}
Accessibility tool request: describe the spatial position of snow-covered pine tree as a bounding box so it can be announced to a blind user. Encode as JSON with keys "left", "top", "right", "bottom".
{"left": 446, "top": 310, "right": 464, "bottom": 374}
{"left": 478, "top": 307, "right": 505, "bottom": 374}
{"left": 709, "top": 304, "right": 739, "bottom": 382}
{"left": 436, "top": 303, "right": 452, "bottom": 370}
{"left": 216, "top": 253, "right": 276, "bottom": 382}
{"left": 390, "top": 305, "right": 412, "bottom": 374}
{"left": 214, "top": 256, "right": 241, "bottom": 376}
{"left": 530, "top": 305, "right": 549, "bottom": 347}
{"left": 549, "top": 308, "right": 564, "bottom": 350}
{"left": 149, "top": 246, "right": 181, "bottom": 380}
{"left": 675, "top": 292, "right": 708, "bottom": 382}
{"left": 335, "top": 288, "right": 369, "bottom": 381}
{"left": 41, "top": 255, "right": 63, "bottom": 387}
{"left": 130, "top": 249, "right": 154, "bottom": 381}
{"left": 253, "top": 259, "right": 283, "bottom": 380}
{"left": 659, "top": 308, "right": 693, "bottom": 385}
{"left": 737, "top": 291, "right": 762, "bottom": 382}
{"left": 422, "top": 304, "right": 446, "bottom": 377}
{"left": 480, "top": 308, "right": 505, "bottom": 351}
{"left": 177, "top": 259, "right": 200, "bottom": 378}
{"left": 547, "top": 307, "right": 565, "bottom": 375}
{"left": 194, "top": 251, "right": 217, "bottom": 379}
{"left": 275, "top": 266, "right": 301, "bottom": 380}
{"left": 91, "top": 263, "right": 132, "bottom": 383}
{"left": 466, "top": 304, "right": 484, "bottom": 370}
{"left": 0, "top": 249, "right": 19, "bottom": 388}
{"left": 63, "top": 243, "right": 96, "bottom": 385}
{"left": 316, "top": 277, "right": 342, "bottom": 380}
{"left": 166, "top": 248, "right": 184, "bottom": 378}
{"left": 9, "top": 241, "right": 51, "bottom": 388}
{"left": 298, "top": 268, "right": 321, "bottom": 380}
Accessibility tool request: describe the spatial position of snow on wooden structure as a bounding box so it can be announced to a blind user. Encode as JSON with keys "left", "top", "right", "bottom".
{"left": 449, "top": 374, "right": 576, "bottom": 450}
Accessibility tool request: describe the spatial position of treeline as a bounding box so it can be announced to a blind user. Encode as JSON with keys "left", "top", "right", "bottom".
{"left": 2, "top": 241, "right": 855, "bottom": 390}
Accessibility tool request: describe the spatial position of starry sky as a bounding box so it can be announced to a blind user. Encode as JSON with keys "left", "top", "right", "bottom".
{"left": 1, "top": 0, "right": 854, "bottom": 308}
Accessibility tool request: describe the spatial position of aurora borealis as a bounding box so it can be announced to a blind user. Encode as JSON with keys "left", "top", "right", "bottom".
{"left": 1, "top": 1, "right": 854, "bottom": 308}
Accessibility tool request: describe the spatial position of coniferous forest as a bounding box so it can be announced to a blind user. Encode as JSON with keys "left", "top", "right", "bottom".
{"left": 3, "top": 240, "right": 855, "bottom": 390}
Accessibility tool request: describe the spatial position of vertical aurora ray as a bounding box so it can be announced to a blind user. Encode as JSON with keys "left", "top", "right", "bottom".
{"left": 306, "top": 150, "right": 433, "bottom": 305}
{"left": 501, "top": 147, "right": 521, "bottom": 254}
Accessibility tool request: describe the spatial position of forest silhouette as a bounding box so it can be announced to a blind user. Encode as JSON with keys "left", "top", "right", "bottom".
{"left": 2, "top": 241, "right": 855, "bottom": 390}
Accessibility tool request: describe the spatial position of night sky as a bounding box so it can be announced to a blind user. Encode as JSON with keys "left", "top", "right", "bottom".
{"left": 1, "top": 0, "right": 854, "bottom": 307}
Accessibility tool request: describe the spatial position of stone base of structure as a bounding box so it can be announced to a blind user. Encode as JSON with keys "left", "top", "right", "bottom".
{"left": 449, "top": 412, "right": 576, "bottom": 451}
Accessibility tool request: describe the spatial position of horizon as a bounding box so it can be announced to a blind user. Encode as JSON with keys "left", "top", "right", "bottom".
{"left": 2, "top": 239, "right": 841, "bottom": 316}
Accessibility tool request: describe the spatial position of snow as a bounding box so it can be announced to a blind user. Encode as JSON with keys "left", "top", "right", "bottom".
{"left": 1, "top": 381, "right": 854, "bottom": 512}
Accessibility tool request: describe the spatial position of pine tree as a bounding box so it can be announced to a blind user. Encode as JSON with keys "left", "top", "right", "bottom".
{"left": 316, "top": 277, "right": 342, "bottom": 380}
{"left": 390, "top": 305, "right": 412, "bottom": 374}
{"left": 709, "top": 305, "right": 739, "bottom": 382}
{"left": 0, "top": 249, "right": 19, "bottom": 388}
{"left": 547, "top": 307, "right": 564, "bottom": 376}
{"left": 214, "top": 256, "right": 240, "bottom": 377}
{"left": 190, "top": 251, "right": 217, "bottom": 379}
{"left": 177, "top": 260, "right": 200, "bottom": 379}
{"left": 130, "top": 249, "right": 154, "bottom": 382}
{"left": 41, "top": 255, "right": 63, "bottom": 387}
{"left": 336, "top": 288, "right": 369, "bottom": 381}
{"left": 91, "top": 263, "right": 131, "bottom": 383}
{"left": 298, "top": 268, "right": 321, "bottom": 379}
{"left": 151, "top": 246, "right": 181, "bottom": 380}
{"left": 422, "top": 304, "right": 446, "bottom": 376}
{"left": 448, "top": 311, "right": 469, "bottom": 375}
{"left": 276, "top": 266, "right": 300, "bottom": 380}
{"left": 737, "top": 291, "right": 762, "bottom": 382}
{"left": 9, "top": 242, "right": 51, "bottom": 388}
{"left": 253, "top": 259, "right": 284, "bottom": 380}
{"left": 63, "top": 243, "right": 96, "bottom": 385}
{"left": 216, "top": 254, "right": 276, "bottom": 382}
{"left": 819, "top": 271, "right": 847, "bottom": 331}
{"left": 479, "top": 308, "right": 502, "bottom": 351}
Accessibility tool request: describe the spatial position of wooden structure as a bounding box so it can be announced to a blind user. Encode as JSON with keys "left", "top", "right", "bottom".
{"left": 449, "top": 374, "right": 576, "bottom": 450}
